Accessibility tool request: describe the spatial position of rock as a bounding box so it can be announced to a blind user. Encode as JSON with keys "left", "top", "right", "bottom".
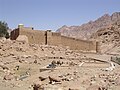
{"left": 56, "top": 60, "right": 63, "bottom": 66}
{"left": 34, "top": 60, "right": 37, "bottom": 64}
{"left": 15, "top": 65, "right": 20, "bottom": 70}
{"left": 4, "top": 74, "right": 14, "bottom": 80}
{"left": 19, "top": 72, "right": 30, "bottom": 80}
{"left": 51, "top": 51, "right": 55, "bottom": 55}
{"left": 115, "top": 77, "right": 120, "bottom": 85}
{"left": 46, "top": 61, "right": 57, "bottom": 68}
{"left": 68, "top": 88, "right": 79, "bottom": 90}
{"left": 19, "top": 60, "right": 22, "bottom": 63}
{"left": 21, "top": 55, "right": 31, "bottom": 58}
{"left": 44, "top": 85, "right": 63, "bottom": 90}
{"left": 33, "top": 82, "right": 43, "bottom": 90}
{"left": 9, "top": 52, "right": 15, "bottom": 56}
{"left": 39, "top": 76, "right": 47, "bottom": 81}
{"left": 0, "top": 64, "right": 9, "bottom": 70}
{"left": 48, "top": 76, "right": 61, "bottom": 84}
{"left": 86, "top": 85, "right": 107, "bottom": 90}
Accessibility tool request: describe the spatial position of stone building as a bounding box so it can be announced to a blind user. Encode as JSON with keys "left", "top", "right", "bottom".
{"left": 10, "top": 24, "right": 100, "bottom": 52}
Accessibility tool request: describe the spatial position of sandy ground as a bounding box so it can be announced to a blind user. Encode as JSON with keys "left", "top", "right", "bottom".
{"left": 0, "top": 40, "right": 120, "bottom": 90}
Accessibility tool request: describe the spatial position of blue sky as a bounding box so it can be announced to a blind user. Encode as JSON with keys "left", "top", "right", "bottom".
{"left": 0, "top": 0, "right": 120, "bottom": 31}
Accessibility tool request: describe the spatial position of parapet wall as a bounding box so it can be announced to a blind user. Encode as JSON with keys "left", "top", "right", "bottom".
{"left": 10, "top": 27, "right": 99, "bottom": 52}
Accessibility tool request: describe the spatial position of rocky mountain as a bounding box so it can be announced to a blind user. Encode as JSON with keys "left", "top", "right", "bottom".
{"left": 91, "top": 21, "right": 120, "bottom": 54}
{"left": 57, "top": 12, "right": 120, "bottom": 40}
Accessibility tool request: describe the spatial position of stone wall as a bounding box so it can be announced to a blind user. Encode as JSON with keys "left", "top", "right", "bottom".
{"left": 46, "top": 31, "right": 97, "bottom": 52}
{"left": 61, "top": 36, "right": 91, "bottom": 51}
{"left": 11, "top": 28, "right": 46, "bottom": 44}
{"left": 19, "top": 29, "right": 45, "bottom": 44}
{"left": 47, "top": 31, "right": 61, "bottom": 46}
{"left": 10, "top": 27, "right": 99, "bottom": 52}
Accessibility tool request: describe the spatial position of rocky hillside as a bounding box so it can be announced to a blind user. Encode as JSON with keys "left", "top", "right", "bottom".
{"left": 57, "top": 12, "right": 120, "bottom": 40}
{"left": 91, "top": 20, "right": 120, "bottom": 54}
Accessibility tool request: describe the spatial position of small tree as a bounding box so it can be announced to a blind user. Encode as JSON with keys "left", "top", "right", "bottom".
{"left": 5, "top": 32, "right": 9, "bottom": 39}
{"left": 0, "top": 21, "right": 9, "bottom": 38}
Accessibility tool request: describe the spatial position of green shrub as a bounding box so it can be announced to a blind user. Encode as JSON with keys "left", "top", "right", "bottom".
{"left": 0, "top": 21, "right": 9, "bottom": 38}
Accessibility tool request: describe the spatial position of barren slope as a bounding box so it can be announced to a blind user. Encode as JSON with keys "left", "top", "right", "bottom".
{"left": 57, "top": 12, "right": 120, "bottom": 40}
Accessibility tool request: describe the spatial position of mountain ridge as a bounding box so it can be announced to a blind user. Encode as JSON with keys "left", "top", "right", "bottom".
{"left": 56, "top": 12, "right": 120, "bottom": 40}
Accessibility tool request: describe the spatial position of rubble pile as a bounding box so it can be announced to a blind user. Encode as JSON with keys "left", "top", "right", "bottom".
{"left": 0, "top": 40, "right": 120, "bottom": 90}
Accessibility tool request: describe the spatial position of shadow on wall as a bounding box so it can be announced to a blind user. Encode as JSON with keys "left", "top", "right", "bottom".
{"left": 10, "top": 29, "right": 19, "bottom": 40}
